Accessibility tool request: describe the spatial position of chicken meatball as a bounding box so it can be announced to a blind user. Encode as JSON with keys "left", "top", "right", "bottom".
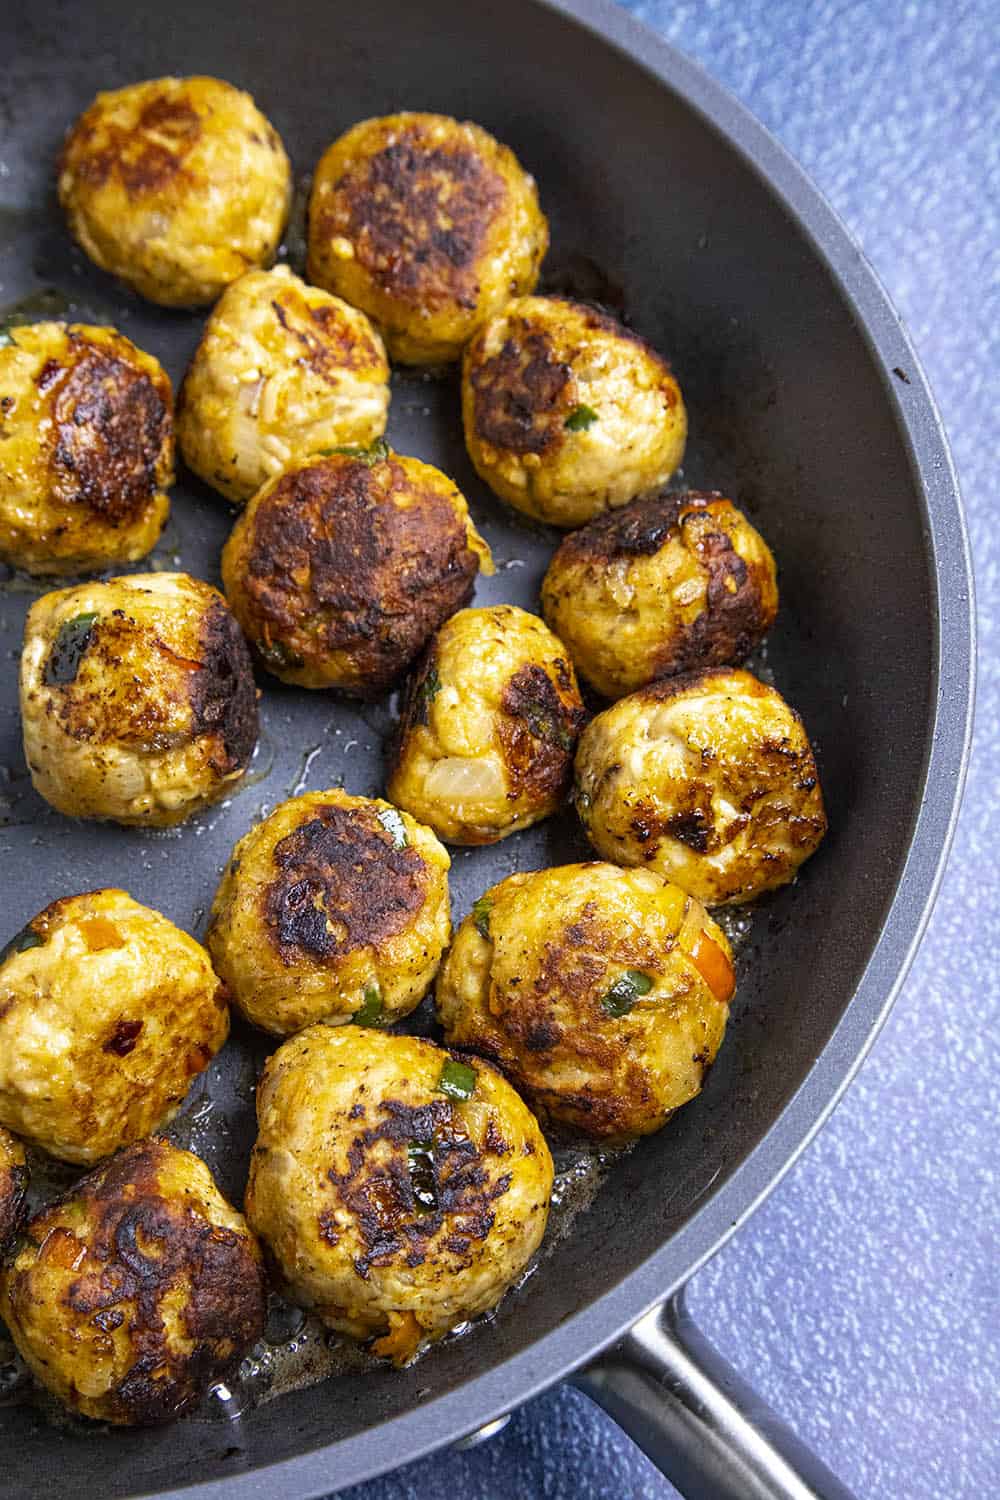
{"left": 575, "top": 668, "right": 827, "bottom": 905}
{"left": 177, "top": 265, "right": 390, "bottom": 505}
{"left": 307, "top": 112, "right": 548, "bottom": 365}
{"left": 207, "top": 789, "right": 451, "bottom": 1037}
{"left": 461, "top": 295, "right": 687, "bottom": 527}
{"left": 58, "top": 75, "right": 291, "bottom": 307}
{"left": 541, "top": 491, "right": 779, "bottom": 699}
{"left": 437, "top": 863, "right": 734, "bottom": 1140}
{"left": 387, "top": 605, "right": 586, "bottom": 845}
{"left": 0, "top": 322, "right": 172, "bottom": 575}
{"left": 246, "top": 1026, "right": 552, "bottom": 1364}
{"left": 20, "top": 571, "right": 258, "bottom": 826}
{"left": 221, "top": 448, "right": 492, "bottom": 694}
{"left": 0, "top": 889, "right": 228, "bottom": 1165}
{"left": 0, "top": 1126, "right": 28, "bottom": 1250}
{"left": 0, "top": 1139, "right": 265, "bottom": 1424}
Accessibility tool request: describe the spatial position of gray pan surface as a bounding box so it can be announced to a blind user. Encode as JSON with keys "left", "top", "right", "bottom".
{"left": 0, "top": 0, "right": 973, "bottom": 1496}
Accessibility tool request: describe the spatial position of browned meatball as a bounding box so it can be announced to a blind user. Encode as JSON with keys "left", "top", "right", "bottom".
{"left": 0, "top": 1139, "right": 266, "bottom": 1425}
{"left": 221, "top": 449, "right": 492, "bottom": 694}
{"left": 0, "top": 1126, "right": 28, "bottom": 1249}
{"left": 541, "top": 491, "right": 779, "bottom": 698}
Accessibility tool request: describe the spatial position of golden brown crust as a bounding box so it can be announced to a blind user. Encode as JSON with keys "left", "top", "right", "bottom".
{"left": 60, "top": 91, "right": 206, "bottom": 197}
{"left": 0, "top": 1126, "right": 28, "bottom": 1249}
{"left": 307, "top": 113, "right": 548, "bottom": 365}
{"left": 42, "top": 330, "right": 172, "bottom": 523}
{"left": 222, "top": 452, "right": 490, "bottom": 695}
{"left": 469, "top": 324, "right": 571, "bottom": 453}
{"left": 542, "top": 491, "right": 779, "bottom": 695}
{"left": 436, "top": 864, "right": 732, "bottom": 1140}
{"left": 318, "top": 124, "right": 507, "bottom": 312}
{"left": 495, "top": 660, "right": 587, "bottom": 801}
{"left": 262, "top": 799, "right": 429, "bottom": 963}
{"left": 0, "top": 1139, "right": 265, "bottom": 1425}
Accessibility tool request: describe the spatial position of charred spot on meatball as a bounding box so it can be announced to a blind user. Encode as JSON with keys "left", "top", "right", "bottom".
{"left": 45, "top": 334, "right": 171, "bottom": 521}
{"left": 326, "top": 129, "right": 507, "bottom": 309}
{"left": 0, "top": 1131, "right": 28, "bottom": 1250}
{"left": 497, "top": 662, "right": 586, "bottom": 798}
{"left": 470, "top": 328, "right": 570, "bottom": 453}
{"left": 65, "top": 93, "right": 203, "bottom": 196}
{"left": 263, "top": 802, "right": 428, "bottom": 963}
{"left": 190, "top": 598, "right": 258, "bottom": 772}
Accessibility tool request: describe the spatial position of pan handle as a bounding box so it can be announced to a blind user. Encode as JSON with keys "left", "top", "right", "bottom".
{"left": 570, "top": 1287, "right": 857, "bottom": 1500}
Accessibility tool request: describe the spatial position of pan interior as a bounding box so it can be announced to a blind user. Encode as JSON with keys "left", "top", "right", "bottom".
{"left": 1, "top": 0, "right": 935, "bottom": 1493}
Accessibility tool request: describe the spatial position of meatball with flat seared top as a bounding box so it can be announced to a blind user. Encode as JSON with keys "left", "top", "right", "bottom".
{"left": 20, "top": 572, "right": 258, "bottom": 826}
{"left": 542, "top": 490, "right": 779, "bottom": 699}
{"left": 574, "top": 668, "right": 827, "bottom": 905}
{"left": 177, "top": 265, "right": 390, "bottom": 505}
{"left": 208, "top": 789, "right": 451, "bottom": 1037}
{"left": 437, "top": 863, "right": 734, "bottom": 1140}
{"left": 221, "top": 448, "right": 492, "bottom": 694}
{"left": 0, "top": 888, "right": 228, "bottom": 1164}
{"left": 0, "top": 322, "right": 172, "bottom": 575}
{"left": 246, "top": 1026, "right": 552, "bottom": 1365}
{"left": 58, "top": 75, "right": 291, "bottom": 307}
{"left": 0, "top": 1126, "right": 28, "bottom": 1250}
{"left": 387, "top": 604, "right": 587, "bottom": 845}
{"left": 308, "top": 112, "right": 548, "bottom": 365}
{"left": 462, "top": 295, "right": 687, "bottom": 527}
{"left": 0, "top": 1139, "right": 265, "bottom": 1424}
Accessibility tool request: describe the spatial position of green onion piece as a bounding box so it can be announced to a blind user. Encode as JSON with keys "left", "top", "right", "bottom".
{"left": 256, "top": 638, "right": 304, "bottom": 671}
{"left": 376, "top": 806, "right": 408, "bottom": 849}
{"left": 407, "top": 1140, "right": 438, "bottom": 1212}
{"left": 600, "top": 969, "right": 654, "bottom": 1017}
{"left": 0, "top": 925, "right": 44, "bottom": 966}
{"left": 317, "top": 436, "right": 391, "bottom": 467}
{"left": 472, "top": 896, "right": 492, "bottom": 939}
{"left": 353, "top": 984, "right": 384, "bottom": 1027}
{"left": 43, "top": 612, "right": 98, "bottom": 686}
{"left": 437, "top": 1058, "right": 477, "bottom": 1101}
{"left": 417, "top": 666, "right": 441, "bottom": 708}
{"left": 564, "top": 403, "right": 599, "bottom": 431}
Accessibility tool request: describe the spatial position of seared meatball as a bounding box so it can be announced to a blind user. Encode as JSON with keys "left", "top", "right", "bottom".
{"left": 437, "top": 863, "right": 734, "bottom": 1140}
{"left": 221, "top": 449, "right": 492, "bottom": 694}
{"left": 246, "top": 1026, "right": 552, "bottom": 1364}
{"left": 542, "top": 491, "right": 779, "bottom": 699}
{"left": 387, "top": 605, "right": 586, "bottom": 845}
{"left": 0, "top": 1139, "right": 265, "bottom": 1424}
{"left": 0, "top": 1126, "right": 28, "bottom": 1250}
{"left": 20, "top": 572, "right": 258, "bottom": 826}
{"left": 308, "top": 112, "right": 548, "bottom": 365}
{"left": 177, "top": 265, "right": 390, "bottom": 505}
{"left": 575, "top": 668, "right": 827, "bottom": 905}
{"left": 0, "top": 322, "right": 172, "bottom": 575}
{"left": 208, "top": 789, "right": 451, "bottom": 1036}
{"left": 58, "top": 76, "right": 291, "bottom": 307}
{"left": 461, "top": 296, "right": 686, "bottom": 527}
{"left": 0, "top": 889, "right": 228, "bottom": 1164}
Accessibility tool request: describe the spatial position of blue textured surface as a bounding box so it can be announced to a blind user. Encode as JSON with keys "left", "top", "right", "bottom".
{"left": 338, "top": 1, "right": 1000, "bottom": 1497}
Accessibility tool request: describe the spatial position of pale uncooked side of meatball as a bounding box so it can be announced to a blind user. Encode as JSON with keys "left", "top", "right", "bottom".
{"left": 221, "top": 449, "right": 493, "bottom": 694}
{"left": 177, "top": 266, "right": 390, "bottom": 504}
{"left": 207, "top": 789, "right": 451, "bottom": 1036}
{"left": 58, "top": 75, "right": 291, "bottom": 307}
{"left": 461, "top": 296, "right": 687, "bottom": 527}
{"left": 0, "top": 322, "right": 172, "bottom": 575}
{"left": 0, "top": 889, "right": 229, "bottom": 1164}
{"left": 246, "top": 1026, "right": 552, "bottom": 1364}
{"left": 542, "top": 491, "right": 779, "bottom": 699}
{"left": 0, "top": 1124, "right": 28, "bottom": 1249}
{"left": 20, "top": 572, "right": 258, "bottom": 826}
{"left": 0, "top": 1138, "right": 265, "bottom": 1424}
{"left": 387, "top": 604, "right": 587, "bottom": 844}
{"left": 437, "top": 862, "right": 733, "bottom": 1140}
{"left": 308, "top": 112, "right": 548, "bottom": 365}
{"left": 574, "top": 668, "right": 827, "bottom": 905}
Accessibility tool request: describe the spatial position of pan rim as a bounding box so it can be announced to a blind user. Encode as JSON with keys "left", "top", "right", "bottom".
{"left": 39, "top": 1, "right": 975, "bottom": 1493}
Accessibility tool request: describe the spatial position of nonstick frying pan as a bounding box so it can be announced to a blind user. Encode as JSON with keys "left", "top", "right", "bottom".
{"left": 0, "top": 1, "right": 974, "bottom": 1496}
